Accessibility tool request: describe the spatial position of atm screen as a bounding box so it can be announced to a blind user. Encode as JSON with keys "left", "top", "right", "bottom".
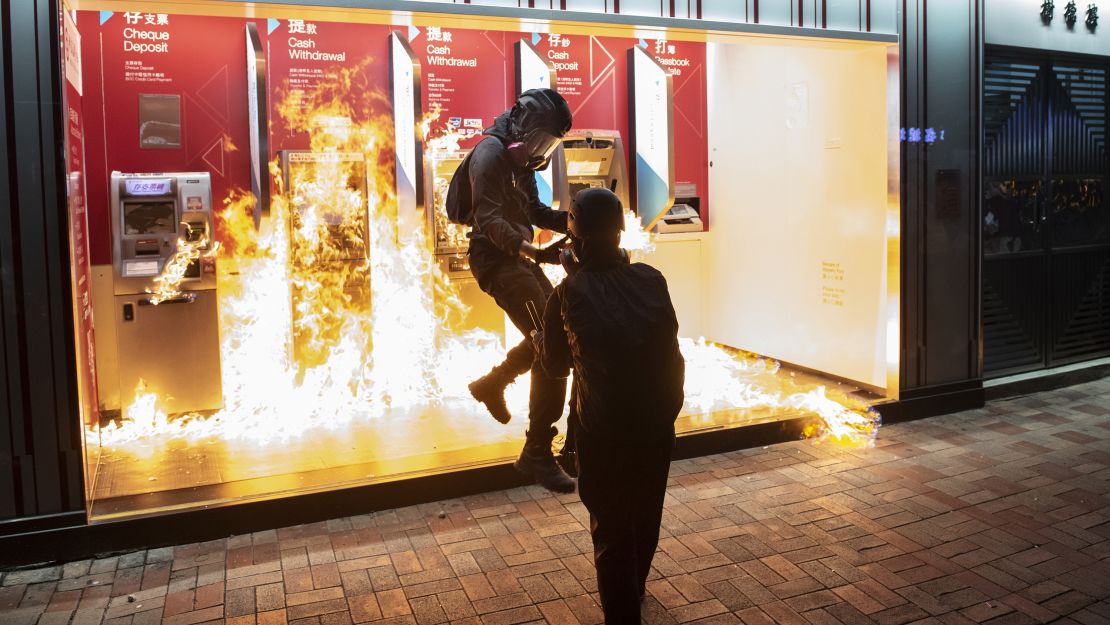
{"left": 124, "top": 201, "right": 176, "bottom": 235}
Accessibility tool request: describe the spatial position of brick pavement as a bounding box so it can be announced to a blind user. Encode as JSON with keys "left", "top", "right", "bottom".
{"left": 3, "top": 378, "right": 1110, "bottom": 625}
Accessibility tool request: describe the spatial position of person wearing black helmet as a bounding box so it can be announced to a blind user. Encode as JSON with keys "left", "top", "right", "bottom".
{"left": 535, "top": 187, "right": 685, "bottom": 624}
{"left": 464, "top": 88, "right": 576, "bottom": 493}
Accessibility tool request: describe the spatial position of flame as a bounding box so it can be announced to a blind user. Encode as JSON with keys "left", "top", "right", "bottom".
{"left": 679, "top": 338, "right": 881, "bottom": 447}
{"left": 116, "top": 379, "right": 171, "bottom": 440}
{"left": 92, "top": 66, "right": 878, "bottom": 473}
{"left": 145, "top": 227, "right": 218, "bottom": 306}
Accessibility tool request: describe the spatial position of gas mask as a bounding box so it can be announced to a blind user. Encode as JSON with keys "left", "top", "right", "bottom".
{"left": 559, "top": 234, "right": 629, "bottom": 276}
{"left": 507, "top": 127, "right": 562, "bottom": 171}
{"left": 562, "top": 187, "right": 628, "bottom": 275}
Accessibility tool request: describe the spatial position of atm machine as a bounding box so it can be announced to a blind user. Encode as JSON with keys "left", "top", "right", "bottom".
{"left": 654, "top": 200, "right": 704, "bottom": 233}
{"left": 279, "top": 150, "right": 372, "bottom": 368}
{"left": 555, "top": 129, "right": 631, "bottom": 210}
{"left": 424, "top": 150, "right": 504, "bottom": 335}
{"left": 110, "top": 172, "right": 222, "bottom": 419}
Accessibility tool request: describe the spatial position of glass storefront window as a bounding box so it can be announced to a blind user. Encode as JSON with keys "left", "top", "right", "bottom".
{"left": 62, "top": 1, "right": 898, "bottom": 521}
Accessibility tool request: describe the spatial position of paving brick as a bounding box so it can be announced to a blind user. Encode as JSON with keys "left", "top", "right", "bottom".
{"left": 376, "top": 588, "right": 411, "bottom": 618}
{"left": 669, "top": 599, "right": 728, "bottom": 623}
{"left": 8, "top": 379, "right": 1110, "bottom": 625}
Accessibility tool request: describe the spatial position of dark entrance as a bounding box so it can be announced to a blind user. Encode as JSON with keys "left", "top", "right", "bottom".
{"left": 982, "top": 51, "right": 1110, "bottom": 377}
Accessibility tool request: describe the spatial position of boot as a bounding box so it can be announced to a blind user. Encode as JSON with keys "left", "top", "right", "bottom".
{"left": 514, "top": 431, "right": 576, "bottom": 493}
{"left": 469, "top": 368, "right": 513, "bottom": 424}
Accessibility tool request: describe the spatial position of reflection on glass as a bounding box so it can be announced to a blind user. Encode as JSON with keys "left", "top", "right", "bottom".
{"left": 1050, "top": 177, "right": 1108, "bottom": 248}
{"left": 138, "top": 94, "right": 182, "bottom": 149}
{"left": 984, "top": 179, "right": 1043, "bottom": 255}
{"left": 123, "top": 202, "right": 176, "bottom": 235}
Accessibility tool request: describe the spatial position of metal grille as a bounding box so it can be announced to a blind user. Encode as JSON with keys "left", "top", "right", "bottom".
{"left": 983, "top": 52, "right": 1110, "bottom": 377}
{"left": 984, "top": 60, "right": 1043, "bottom": 178}
{"left": 983, "top": 256, "right": 1046, "bottom": 375}
{"left": 1050, "top": 249, "right": 1110, "bottom": 364}
{"left": 1051, "top": 64, "right": 1107, "bottom": 176}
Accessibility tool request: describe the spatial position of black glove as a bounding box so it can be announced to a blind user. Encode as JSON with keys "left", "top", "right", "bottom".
{"left": 534, "top": 245, "right": 563, "bottom": 265}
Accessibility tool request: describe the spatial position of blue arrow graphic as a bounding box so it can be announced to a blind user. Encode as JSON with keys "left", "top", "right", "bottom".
{"left": 99, "top": 10, "right": 113, "bottom": 25}
{"left": 408, "top": 25, "right": 420, "bottom": 41}
{"left": 267, "top": 18, "right": 280, "bottom": 34}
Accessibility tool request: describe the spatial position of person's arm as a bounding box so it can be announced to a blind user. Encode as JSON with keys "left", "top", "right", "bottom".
{"left": 470, "top": 145, "right": 528, "bottom": 257}
{"left": 540, "top": 287, "right": 572, "bottom": 379}
{"left": 518, "top": 169, "right": 568, "bottom": 234}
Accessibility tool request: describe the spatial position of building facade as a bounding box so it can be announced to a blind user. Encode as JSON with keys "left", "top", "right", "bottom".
{"left": 0, "top": 0, "right": 989, "bottom": 566}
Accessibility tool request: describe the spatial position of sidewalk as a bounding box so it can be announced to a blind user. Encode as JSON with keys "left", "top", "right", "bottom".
{"left": 2, "top": 378, "right": 1109, "bottom": 625}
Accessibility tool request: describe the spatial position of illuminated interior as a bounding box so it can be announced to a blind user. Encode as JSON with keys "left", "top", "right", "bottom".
{"left": 62, "top": 1, "right": 898, "bottom": 521}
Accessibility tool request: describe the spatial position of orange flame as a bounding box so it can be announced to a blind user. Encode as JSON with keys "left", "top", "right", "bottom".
{"left": 92, "top": 63, "right": 879, "bottom": 460}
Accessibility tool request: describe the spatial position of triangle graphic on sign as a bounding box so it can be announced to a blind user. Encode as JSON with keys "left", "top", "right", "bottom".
{"left": 482, "top": 30, "right": 505, "bottom": 54}
{"left": 673, "top": 63, "right": 704, "bottom": 138}
{"left": 196, "top": 65, "right": 230, "bottom": 123}
{"left": 267, "top": 18, "right": 280, "bottom": 34}
{"left": 532, "top": 32, "right": 541, "bottom": 46}
{"left": 638, "top": 38, "right": 648, "bottom": 49}
{"left": 201, "top": 137, "right": 226, "bottom": 177}
{"left": 589, "top": 36, "right": 615, "bottom": 87}
{"left": 408, "top": 25, "right": 420, "bottom": 41}
{"left": 99, "top": 11, "right": 113, "bottom": 25}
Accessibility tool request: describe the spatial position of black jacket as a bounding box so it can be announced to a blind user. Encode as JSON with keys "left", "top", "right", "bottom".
{"left": 467, "top": 113, "right": 567, "bottom": 284}
{"left": 541, "top": 259, "right": 685, "bottom": 441}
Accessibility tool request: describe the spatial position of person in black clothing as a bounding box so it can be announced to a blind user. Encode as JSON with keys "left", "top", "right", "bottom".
{"left": 465, "top": 88, "right": 576, "bottom": 493}
{"left": 536, "top": 188, "right": 685, "bottom": 624}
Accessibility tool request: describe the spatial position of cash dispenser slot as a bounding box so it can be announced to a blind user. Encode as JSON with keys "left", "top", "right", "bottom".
{"left": 134, "top": 238, "right": 161, "bottom": 255}
{"left": 184, "top": 221, "right": 207, "bottom": 243}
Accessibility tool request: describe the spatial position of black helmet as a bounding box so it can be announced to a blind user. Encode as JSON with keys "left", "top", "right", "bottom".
{"left": 568, "top": 187, "right": 624, "bottom": 241}
{"left": 511, "top": 88, "right": 572, "bottom": 137}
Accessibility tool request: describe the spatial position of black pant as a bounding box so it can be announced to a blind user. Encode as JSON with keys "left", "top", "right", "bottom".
{"left": 478, "top": 257, "right": 567, "bottom": 445}
{"left": 577, "top": 429, "right": 673, "bottom": 625}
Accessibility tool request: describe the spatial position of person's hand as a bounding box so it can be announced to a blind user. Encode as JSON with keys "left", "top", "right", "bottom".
{"left": 529, "top": 329, "right": 544, "bottom": 352}
{"left": 519, "top": 240, "right": 563, "bottom": 265}
{"left": 534, "top": 244, "right": 563, "bottom": 265}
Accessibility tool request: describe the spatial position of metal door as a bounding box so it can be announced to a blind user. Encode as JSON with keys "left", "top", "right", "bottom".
{"left": 983, "top": 52, "right": 1110, "bottom": 377}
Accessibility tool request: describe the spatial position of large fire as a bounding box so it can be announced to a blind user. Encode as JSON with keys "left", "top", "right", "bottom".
{"left": 91, "top": 67, "right": 879, "bottom": 478}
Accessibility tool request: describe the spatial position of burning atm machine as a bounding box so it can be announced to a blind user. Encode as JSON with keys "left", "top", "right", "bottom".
{"left": 425, "top": 150, "right": 471, "bottom": 276}
{"left": 424, "top": 151, "right": 504, "bottom": 335}
{"left": 279, "top": 150, "right": 372, "bottom": 368}
{"left": 555, "top": 129, "right": 630, "bottom": 210}
{"left": 110, "top": 172, "right": 222, "bottom": 419}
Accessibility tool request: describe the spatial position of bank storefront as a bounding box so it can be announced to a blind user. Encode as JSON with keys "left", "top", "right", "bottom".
{"left": 0, "top": 0, "right": 982, "bottom": 566}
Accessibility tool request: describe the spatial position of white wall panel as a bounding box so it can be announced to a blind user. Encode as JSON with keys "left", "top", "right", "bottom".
{"left": 700, "top": 0, "right": 752, "bottom": 22}
{"left": 564, "top": 0, "right": 608, "bottom": 12}
{"left": 470, "top": 0, "right": 522, "bottom": 7}
{"left": 826, "top": 0, "right": 862, "bottom": 32}
{"left": 704, "top": 38, "right": 892, "bottom": 389}
{"left": 758, "top": 0, "right": 794, "bottom": 26}
{"left": 618, "top": 0, "right": 662, "bottom": 16}
{"left": 871, "top": 0, "right": 899, "bottom": 34}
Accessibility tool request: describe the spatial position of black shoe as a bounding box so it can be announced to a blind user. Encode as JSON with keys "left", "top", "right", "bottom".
{"left": 514, "top": 448, "right": 576, "bottom": 493}
{"left": 469, "top": 372, "right": 512, "bottom": 424}
{"left": 557, "top": 450, "right": 579, "bottom": 478}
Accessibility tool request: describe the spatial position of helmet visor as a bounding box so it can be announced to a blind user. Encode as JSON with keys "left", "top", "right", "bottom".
{"left": 522, "top": 129, "right": 562, "bottom": 165}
